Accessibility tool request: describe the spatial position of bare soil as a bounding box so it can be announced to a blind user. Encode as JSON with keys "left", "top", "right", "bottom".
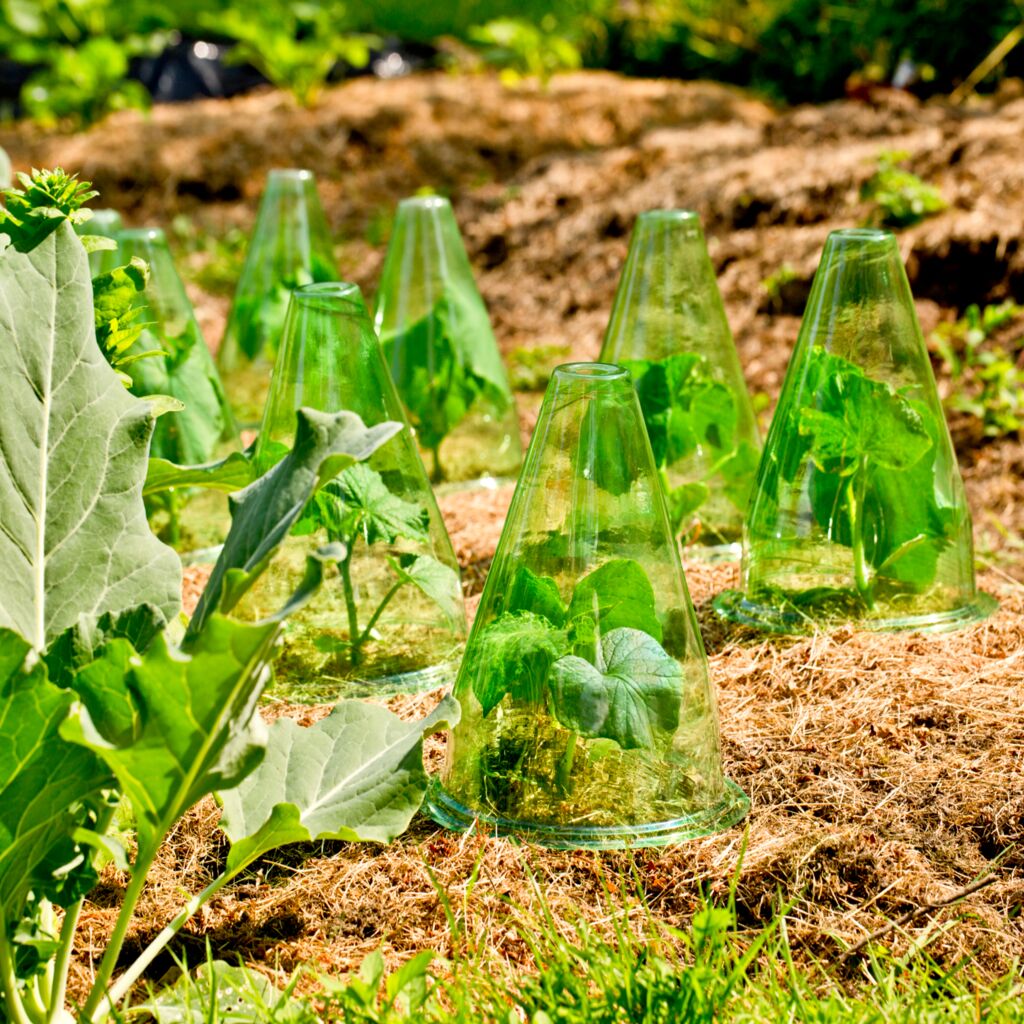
{"left": 5, "top": 71, "right": 1023, "bottom": 995}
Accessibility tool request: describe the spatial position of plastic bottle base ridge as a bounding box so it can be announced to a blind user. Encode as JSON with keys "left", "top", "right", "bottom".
{"left": 425, "top": 778, "right": 750, "bottom": 850}
{"left": 712, "top": 588, "right": 998, "bottom": 635}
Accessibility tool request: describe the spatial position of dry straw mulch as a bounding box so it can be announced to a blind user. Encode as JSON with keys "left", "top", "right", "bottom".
{"left": 73, "top": 552, "right": 1024, "bottom": 1001}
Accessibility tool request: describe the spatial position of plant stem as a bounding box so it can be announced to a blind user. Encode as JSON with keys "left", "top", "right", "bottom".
{"left": 48, "top": 898, "right": 83, "bottom": 1018}
{"left": 91, "top": 871, "right": 233, "bottom": 1022}
{"left": 47, "top": 801, "right": 115, "bottom": 1020}
{"left": 338, "top": 549, "right": 363, "bottom": 666}
{"left": 22, "top": 977, "right": 47, "bottom": 1024}
{"left": 80, "top": 853, "right": 156, "bottom": 1020}
{"left": 556, "top": 733, "right": 578, "bottom": 795}
{"left": 357, "top": 579, "right": 407, "bottom": 648}
{"left": 166, "top": 490, "right": 181, "bottom": 546}
{"left": 0, "top": 911, "right": 35, "bottom": 1024}
{"left": 430, "top": 445, "right": 444, "bottom": 484}
{"left": 849, "top": 456, "right": 874, "bottom": 609}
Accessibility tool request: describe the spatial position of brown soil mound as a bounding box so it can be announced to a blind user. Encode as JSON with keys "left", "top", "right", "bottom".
{"left": 4, "top": 71, "right": 1023, "bottom": 995}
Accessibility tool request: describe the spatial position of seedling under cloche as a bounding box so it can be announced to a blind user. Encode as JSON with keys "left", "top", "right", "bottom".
{"left": 600, "top": 209, "right": 761, "bottom": 560}
{"left": 427, "top": 362, "right": 748, "bottom": 849}
{"left": 234, "top": 282, "right": 468, "bottom": 701}
{"left": 373, "top": 195, "right": 522, "bottom": 488}
{"left": 714, "top": 228, "right": 996, "bottom": 634}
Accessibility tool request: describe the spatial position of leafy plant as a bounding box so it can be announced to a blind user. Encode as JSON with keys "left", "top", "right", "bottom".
{"left": 382, "top": 290, "right": 512, "bottom": 482}
{"left": 0, "top": 168, "right": 97, "bottom": 252}
{"left": 22, "top": 36, "right": 151, "bottom": 126}
{"left": 860, "top": 150, "right": 947, "bottom": 229}
{"left": 0, "top": 218, "right": 181, "bottom": 648}
{"left": 931, "top": 301, "right": 1024, "bottom": 438}
{"left": 299, "top": 462, "right": 462, "bottom": 667}
{"left": 204, "top": 1, "right": 377, "bottom": 107}
{"left": 622, "top": 352, "right": 758, "bottom": 537}
{"left": 92, "top": 258, "right": 164, "bottom": 386}
{"left": 468, "top": 15, "right": 583, "bottom": 85}
{"left": 469, "top": 559, "right": 680, "bottom": 764}
{"left": 0, "top": 180, "right": 458, "bottom": 1024}
{"left": 788, "top": 348, "right": 956, "bottom": 608}
{"left": 2, "top": 170, "right": 162, "bottom": 388}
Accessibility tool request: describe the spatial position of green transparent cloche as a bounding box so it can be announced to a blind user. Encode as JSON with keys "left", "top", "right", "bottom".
{"left": 427, "top": 362, "right": 748, "bottom": 849}
{"left": 236, "top": 282, "right": 467, "bottom": 701}
{"left": 599, "top": 210, "right": 761, "bottom": 560}
{"left": 714, "top": 228, "right": 997, "bottom": 634}
{"left": 218, "top": 169, "right": 337, "bottom": 428}
{"left": 75, "top": 207, "right": 123, "bottom": 276}
{"left": 373, "top": 195, "right": 522, "bottom": 488}
{"left": 118, "top": 227, "right": 239, "bottom": 558}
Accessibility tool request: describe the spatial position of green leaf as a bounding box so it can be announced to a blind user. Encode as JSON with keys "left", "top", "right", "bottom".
{"left": 567, "top": 559, "right": 662, "bottom": 645}
{"left": 502, "top": 566, "right": 566, "bottom": 626}
{"left": 382, "top": 290, "right": 509, "bottom": 453}
{"left": 798, "top": 369, "right": 932, "bottom": 473}
{"left": 549, "top": 627, "right": 682, "bottom": 750}
{"left": 144, "top": 450, "right": 257, "bottom": 498}
{"left": 313, "top": 462, "right": 430, "bottom": 545}
{"left": 187, "top": 408, "right": 401, "bottom": 639}
{"left": 137, "top": 961, "right": 286, "bottom": 1024}
{"left": 795, "top": 349, "right": 950, "bottom": 591}
{"left": 0, "top": 629, "right": 110, "bottom": 919}
{"left": 92, "top": 258, "right": 156, "bottom": 387}
{"left": 219, "top": 694, "right": 459, "bottom": 868}
{"left": 0, "top": 220, "right": 181, "bottom": 649}
{"left": 469, "top": 611, "right": 569, "bottom": 716}
{"left": 626, "top": 354, "right": 738, "bottom": 469}
{"left": 129, "top": 327, "right": 235, "bottom": 466}
{"left": 0, "top": 169, "right": 97, "bottom": 252}
{"left": 388, "top": 554, "right": 464, "bottom": 628}
{"left": 44, "top": 604, "right": 165, "bottom": 690}
{"left": 63, "top": 598, "right": 308, "bottom": 859}
{"left": 667, "top": 481, "right": 710, "bottom": 527}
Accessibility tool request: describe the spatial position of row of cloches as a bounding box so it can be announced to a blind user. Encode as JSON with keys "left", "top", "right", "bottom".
{"left": 86, "top": 171, "right": 995, "bottom": 850}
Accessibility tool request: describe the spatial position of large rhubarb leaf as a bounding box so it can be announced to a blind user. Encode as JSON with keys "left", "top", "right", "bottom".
{"left": 219, "top": 693, "right": 459, "bottom": 868}
{"left": 0, "top": 629, "right": 110, "bottom": 919}
{"left": 186, "top": 408, "right": 401, "bottom": 638}
{"left": 62, "top": 551, "right": 337, "bottom": 859}
{"left": 0, "top": 221, "right": 181, "bottom": 649}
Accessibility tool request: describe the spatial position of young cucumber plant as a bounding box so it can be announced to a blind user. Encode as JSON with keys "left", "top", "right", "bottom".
{"left": 794, "top": 348, "right": 952, "bottom": 608}
{"left": 299, "top": 464, "right": 462, "bottom": 666}
{"left": 0, "top": 170, "right": 458, "bottom": 1024}
{"left": 382, "top": 289, "right": 512, "bottom": 483}
{"left": 622, "top": 352, "right": 758, "bottom": 536}
{"left": 470, "top": 560, "right": 681, "bottom": 794}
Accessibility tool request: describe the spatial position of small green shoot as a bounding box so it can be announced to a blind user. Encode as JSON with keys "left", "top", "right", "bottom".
{"left": 861, "top": 150, "right": 947, "bottom": 228}
{"left": 931, "top": 301, "right": 1024, "bottom": 438}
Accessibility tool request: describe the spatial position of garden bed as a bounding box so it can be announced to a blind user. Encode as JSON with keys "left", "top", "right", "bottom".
{"left": 5, "top": 69, "right": 1022, "bottom": 998}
